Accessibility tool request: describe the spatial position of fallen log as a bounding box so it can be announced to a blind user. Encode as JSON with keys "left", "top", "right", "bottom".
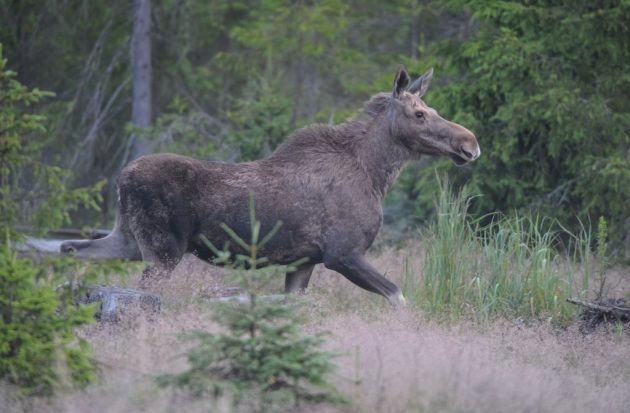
{"left": 209, "top": 293, "right": 286, "bottom": 304}
{"left": 80, "top": 286, "right": 161, "bottom": 322}
{"left": 14, "top": 237, "right": 66, "bottom": 254}
{"left": 567, "top": 298, "right": 630, "bottom": 318}
{"left": 14, "top": 226, "right": 110, "bottom": 240}
{"left": 14, "top": 228, "right": 110, "bottom": 255}
{"left": 567, "top": 297, "right": 629, "bottom": 332}
{"left": 47, "top": 228, "right": 110, "bottom": 240}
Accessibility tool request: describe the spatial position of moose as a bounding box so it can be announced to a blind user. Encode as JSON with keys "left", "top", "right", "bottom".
{"left": 61, "top": 67, "right": 480, "bottom": 307}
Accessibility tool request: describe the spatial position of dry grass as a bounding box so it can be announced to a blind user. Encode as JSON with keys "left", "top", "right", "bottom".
{"left": 317, "top": 312, "right": 630, "bottom": 413}
{"left": 2, "top": 250, "right": 629, "bottom": 413}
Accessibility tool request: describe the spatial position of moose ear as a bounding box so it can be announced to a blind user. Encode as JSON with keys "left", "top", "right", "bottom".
{"left": 408, "top": 67, "right": 433, "bottom": 97}
{"left": 392, "top": 66, "right": 410, "bottom": 98}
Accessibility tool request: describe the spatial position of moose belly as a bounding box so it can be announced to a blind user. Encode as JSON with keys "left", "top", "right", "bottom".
{"left": 188, "top": 204, "right": 324, "bottom": 266}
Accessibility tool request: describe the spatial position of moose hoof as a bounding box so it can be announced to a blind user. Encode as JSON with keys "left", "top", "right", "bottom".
{"left": 389, "top": 291, "right": 407, "bottom": 309}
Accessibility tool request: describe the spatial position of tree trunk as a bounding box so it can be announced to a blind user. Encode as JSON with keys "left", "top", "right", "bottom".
{"left": 130, "top": 0, "right": 152, "bottom": 160}
{"left": 410, "top": 0, "right": 418, "bottom": 60}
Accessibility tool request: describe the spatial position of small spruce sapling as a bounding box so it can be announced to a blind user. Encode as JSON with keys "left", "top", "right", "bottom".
{"left": 158, "top": 194, "right": 341, "bottom": 411}
{"left": 0, "top": 242, "right": 96, "bottom": 395}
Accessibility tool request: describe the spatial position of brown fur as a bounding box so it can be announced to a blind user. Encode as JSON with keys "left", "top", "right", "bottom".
{"left": 61, "top": 67, "right": 480, "bottom": 306}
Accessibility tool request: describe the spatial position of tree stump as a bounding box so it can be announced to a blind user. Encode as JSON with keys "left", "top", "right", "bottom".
{"left": 81, "top": 286, "right": 161, "bottom": 321}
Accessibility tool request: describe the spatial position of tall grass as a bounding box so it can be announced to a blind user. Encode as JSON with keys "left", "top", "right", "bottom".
{"left": 403, "top": 178, "right": 591, "bottom": 325}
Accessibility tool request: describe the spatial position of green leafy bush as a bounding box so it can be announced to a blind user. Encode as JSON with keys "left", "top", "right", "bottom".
{"left": 158, "top": 196, "right": 340, "bottom": 412}
{"left": 0, "top": 245, "right": 96, "bottom": 395}
{"left": 0, "top": 43, "right": 103, "bottom": 396}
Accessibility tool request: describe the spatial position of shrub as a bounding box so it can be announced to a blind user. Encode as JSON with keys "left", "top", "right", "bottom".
{"left": 0, "top": 244, "right": 96, "bottom": 395}
{"left": 0, "top": 42, "right": 102, "bottom": 397}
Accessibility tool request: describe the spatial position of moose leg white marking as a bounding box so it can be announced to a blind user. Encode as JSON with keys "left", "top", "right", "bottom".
{"left": 389, "top": 290, "right": 407, "bottom": 309}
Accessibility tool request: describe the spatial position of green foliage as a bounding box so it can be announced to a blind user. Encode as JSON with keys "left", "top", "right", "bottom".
{"left": 0, "top": 244, "right": 96, "bottom": 396}
{"left": 2, "top": 0, "right": 626, "bottom": 256}
{"left": 0, "top": 44, "right": 117, "bottom": 397}
{"left": 0, "top": 0, "right": 462, "bottom": 226}
{"left": 158, "top": 196, "right": 340, "bottom": 411}
{"left": 403, "top": 177, "right": 582, "bottom": 324}
{"left": 134, "top": 107, "right": 233, "bottom": 161}
{"left": 0, "top": 43, "right": 102, "bottom": 241}
{"left": 227, "top": 78, "right": 294, "bottom": 161}
{"left": 402, "top": 0, "right": 630, "bottom": 249}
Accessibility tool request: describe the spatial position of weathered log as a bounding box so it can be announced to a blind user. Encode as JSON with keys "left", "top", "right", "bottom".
{"left": 14, "top": 228, "right": 110, "bottom": 256}
{"left": 210, "top": 293, "right": 286, "bottom": 304}
{"left": 81, "top": 285, "right": 161, "bottom": 321}
{"left": 567, "top": 297, "right": 629, "bottom": 332}
{"left": 201, "top": 287, "right": 286, "bottom": 304}
{"left": 47, "top": 228, "right": 110, "bottom": 239}
{"left": 14, "top": 237, "right": 66, "bottom": 254}
{"left": 14, "top": 226, "right": 110, "bottom": 239}
{"left": 567, "top": 298, "right": 630, "bottom": 318}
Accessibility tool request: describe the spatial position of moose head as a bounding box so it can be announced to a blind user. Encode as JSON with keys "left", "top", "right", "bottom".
{"left": 390, "top": 67, "right": 480, "bottom": 165}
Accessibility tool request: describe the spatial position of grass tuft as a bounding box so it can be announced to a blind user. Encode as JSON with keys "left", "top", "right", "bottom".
{"left": 403, "top": 177, "right": 590, "bottom": 325}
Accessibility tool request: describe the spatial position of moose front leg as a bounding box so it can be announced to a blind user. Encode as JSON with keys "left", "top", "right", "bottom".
{"left": 285, "top": 263, "right": 315, "bottom": 294}
{"left": 323, "top": 252, "right": 406, "bottom": 308}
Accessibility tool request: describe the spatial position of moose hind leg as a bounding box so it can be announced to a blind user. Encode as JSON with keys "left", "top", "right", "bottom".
{"left": 285, "top": 263, "right": 315, "bottom": 294}
{"left": 136, "top": 229, "right": 187, "bottom": 289}
{"left": 324, "top": 252, "right": 405, "bottom": 308}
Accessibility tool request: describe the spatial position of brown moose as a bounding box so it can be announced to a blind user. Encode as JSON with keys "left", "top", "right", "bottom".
{"left": 61, "top": 67, "right": 480, "bottom": 307}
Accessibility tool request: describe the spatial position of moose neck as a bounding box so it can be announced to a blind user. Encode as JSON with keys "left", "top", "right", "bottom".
{"left": 346, "top": 112, "right": 412, "bottom": 200}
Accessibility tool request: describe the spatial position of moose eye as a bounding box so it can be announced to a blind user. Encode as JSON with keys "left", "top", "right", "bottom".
{"left": 415, "top": 111, "right": 425, "bottom": 119}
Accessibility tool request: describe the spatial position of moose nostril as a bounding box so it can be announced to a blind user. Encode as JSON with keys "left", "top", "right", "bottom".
{"left": 461, "top": 148, "right": 474, "bottom": 159}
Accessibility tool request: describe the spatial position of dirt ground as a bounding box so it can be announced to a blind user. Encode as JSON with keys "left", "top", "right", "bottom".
{"left": 3, "top": 250, "right": 630, "bottom": 413}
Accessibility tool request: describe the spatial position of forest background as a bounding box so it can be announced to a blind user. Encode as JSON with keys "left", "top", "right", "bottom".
{"left": 1, "top": 0, "right": 628, "bottom": 255}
